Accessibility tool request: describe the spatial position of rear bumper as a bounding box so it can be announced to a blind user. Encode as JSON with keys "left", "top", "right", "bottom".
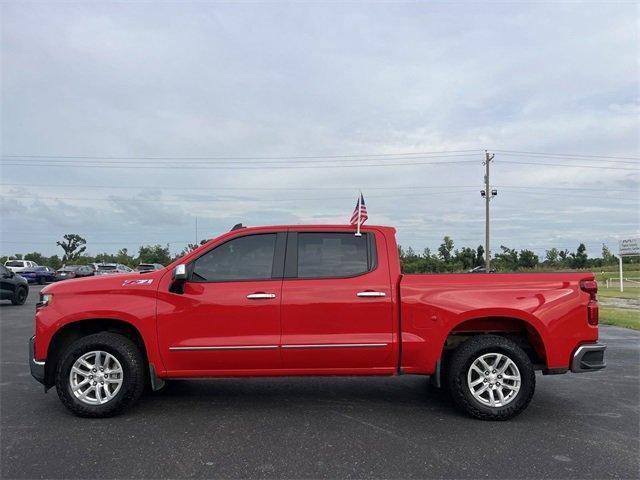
{"left": 29, "top": 336, "right": 46, "bottom": 385}
{"left": 571, "top": 343, "right": 606, "bottom": 373}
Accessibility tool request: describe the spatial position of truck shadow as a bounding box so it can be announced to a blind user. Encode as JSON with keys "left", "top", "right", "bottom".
{"left": 143, "top": 375, "right": 456, "bottom": 413}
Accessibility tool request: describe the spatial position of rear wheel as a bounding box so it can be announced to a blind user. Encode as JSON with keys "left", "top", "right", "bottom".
{"left": 55, "top": 332, "right": 145, "bottom": 417}
{"left": 38, "top": 276, "right": 45, "bottom": 285}
{"left": 447, "top": 335, "right": 535, "bottom": 420}
{"left": 11, "top": 286, "right": 27, "bottom": 305}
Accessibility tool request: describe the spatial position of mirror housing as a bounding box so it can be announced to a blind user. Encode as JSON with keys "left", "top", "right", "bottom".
{"left": 170, "top": 264, "right": 188, "bottom": 294}
{"left": 173, "top": 264, "right": 187, "bottom": 281}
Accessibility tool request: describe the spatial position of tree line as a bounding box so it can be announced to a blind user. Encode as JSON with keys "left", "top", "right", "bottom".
{"left": 400, "top": 236, "right": 631, "bottom": 273}
{"left": 1, "top": 233, "right": 635, "bottom": 272}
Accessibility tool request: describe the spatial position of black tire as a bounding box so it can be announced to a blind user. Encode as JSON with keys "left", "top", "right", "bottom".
{"left": 447, "top": 335, "right": 535, "bottom": 421}
{"left": 55, "top": 332, "right": 145, "bottom": 418}
{"left": 38, "top": 276, "right": 45, "bottom": 285}
{"left": 11, "top": 287, "right": 27, "bottom": 305}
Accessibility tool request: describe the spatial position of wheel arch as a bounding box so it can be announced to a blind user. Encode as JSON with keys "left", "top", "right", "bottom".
{"left": 440, "top": 313, "right": 549, "bottom": 369}
{"left": 44, "top": 318, "right": 148, "bottom": 388}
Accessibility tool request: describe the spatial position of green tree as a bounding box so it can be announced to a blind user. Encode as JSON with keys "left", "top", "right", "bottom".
{"left": 56, "top": 234, "right": 87, "bottom": 263}
{"left": 438, "top": 236, "right": 454, "bottom": 263}
{"left": 137, "top": 244, "right": 171, "bottom": 266}
{"left": 545, "top": 248, "right": 559, "bottom": 265}
{"left": 518, "top": 249, "right": 539, "bottom": 269}
{"left": 475, "top": 245, "right": 485, "bottom": 267}
{"left": 601, "top": 244, "right": 617, "bottom": 265}
{"left": 494, "top": 246, "right": 519, "bottom": 271}
{"left": 24, "top": 252, "right": 47, "bottom": 265}
{"left": 570, "top": 243, "right": 588, "bottom": 269}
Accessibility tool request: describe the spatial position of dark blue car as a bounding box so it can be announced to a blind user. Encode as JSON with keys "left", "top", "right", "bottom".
{"left": 20, "top": 266, "right": 56, "bottom": 285}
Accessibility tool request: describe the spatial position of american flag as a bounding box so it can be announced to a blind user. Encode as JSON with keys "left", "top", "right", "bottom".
{"left": 350, "top": 193, "right": 368, "bottom": 226}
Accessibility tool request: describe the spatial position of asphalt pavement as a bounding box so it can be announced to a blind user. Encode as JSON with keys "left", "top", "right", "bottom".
{"left": 1, "top": 286, "right": 638, "bottom": 479}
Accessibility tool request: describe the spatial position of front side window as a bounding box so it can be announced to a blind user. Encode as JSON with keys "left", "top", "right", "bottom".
{"left": 192, "top": 234, "right": 277, "bottom": 282}
{"left": 297, "top": 233, "right": 372, "bottom": 279}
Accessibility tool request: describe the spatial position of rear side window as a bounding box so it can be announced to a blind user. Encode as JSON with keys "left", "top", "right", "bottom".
{"left": 192, "top": 234, "right": 277, "bottom": 282}
{"left": 297, "top": 233, "right": 374, "bottom": 279}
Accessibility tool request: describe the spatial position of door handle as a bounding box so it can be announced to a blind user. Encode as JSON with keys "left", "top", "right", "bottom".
{"left": 247, "top": 292, "right": 276, "bottom": 299}
{"left": 356, "top": 291, "right": 386, "bottom": 298}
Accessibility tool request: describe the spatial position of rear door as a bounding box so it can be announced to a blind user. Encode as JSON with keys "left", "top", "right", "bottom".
{"left": 280, "top": 230, "right": 395, "bottom": 372}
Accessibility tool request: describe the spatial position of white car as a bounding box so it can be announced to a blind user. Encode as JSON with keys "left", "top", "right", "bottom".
{"left": 4, "top": 260, "right": 39, "bottom": 273}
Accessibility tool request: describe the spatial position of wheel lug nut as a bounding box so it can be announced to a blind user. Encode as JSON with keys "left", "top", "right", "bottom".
{"left": 484, "top": 371, "right": 489, "bottom": 375}
{"left": 498, "top": 375, "right": 502, "bottom": 379}
{"left": 89, "top": 375, "right": 93, "bottom": 379}
{"left": 483, "top": 379, "right": 488, "bottom": 383}
{"left": 92, "top": 368, "right": 97, "bottom": 372}
{"left": 497, "top": 382, "right": 501, "bottom": 386}
{"left": 492, "top": 370, "right": 496, "bottom": 374}
{"left": 92, "top": 381, "right": 97, "bottom": 385}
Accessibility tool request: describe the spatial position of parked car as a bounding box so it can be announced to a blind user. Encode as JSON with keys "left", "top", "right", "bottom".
{"left": 55, "top": 265, "right": 95, "bottom": 281}
{"left": 20, "top": 266, "right": 56, "bottom": 285}
{"left": 96, "top": 263, "right": 133, "bottom": 275}
{"left": 135, "top": 263, "right": 164, "bottom": 272}
{"left": 30, "top": 224, "right": 605, "bottom": 419}
{"left": 4, "top": 260, "right": 38, "bottom": 273}
{"left": 468, "top": 266, "right": 496, "bottom": 273}
{"left": 0, "top": 264, "right": 29, "bottom": 305}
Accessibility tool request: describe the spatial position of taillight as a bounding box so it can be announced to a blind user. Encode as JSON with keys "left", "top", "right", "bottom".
{"left": 580, "top": 279, "right": 599, "bottom": 326}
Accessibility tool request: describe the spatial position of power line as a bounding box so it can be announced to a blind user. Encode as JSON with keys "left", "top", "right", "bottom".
{"left": 0, "top": 158, "right": 481, "bottom": 170}
{"left": 0, "top": 149, "right": 481, "bottom": 161}
{"left": 493, "top": 149, "right": 640, "bottom": 162}
{"left": 0, "top": 182, "right": 636, "bottom": 192}
{"left": 500, "top": 160, "right": 639, "bottom": 171}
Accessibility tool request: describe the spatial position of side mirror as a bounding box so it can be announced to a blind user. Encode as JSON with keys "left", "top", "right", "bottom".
{"left": 173, "top": 264, "right": 187, "bottom": 281}
{"left": 170, "top": 264, "right": 188, "bottom": 294}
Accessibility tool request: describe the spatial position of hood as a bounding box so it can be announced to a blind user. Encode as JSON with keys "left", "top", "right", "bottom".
{"left": 42, "top": 269, "right": 165, "bottom": 295}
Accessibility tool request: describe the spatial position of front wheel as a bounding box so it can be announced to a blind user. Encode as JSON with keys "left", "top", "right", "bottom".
{"left": 11, "top": 286, "right": 27, "bottom": 305}
{"left": 447, "top": 335, "right": 535, "bottom": 420}
{"left": 55, "top": 332, "right": 145, "bottom": 417}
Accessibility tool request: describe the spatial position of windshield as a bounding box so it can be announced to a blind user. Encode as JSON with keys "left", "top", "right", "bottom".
{"left": 5, "top": 261, "right": 24, "bottom": 267}
{"left": 98, "top": 265, "right": 117, "bottom": 271}
{"left": 136, "top": 264, "right": 154, "bottom": 271}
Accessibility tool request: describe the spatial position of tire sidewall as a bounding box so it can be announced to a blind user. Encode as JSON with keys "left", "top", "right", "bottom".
{"left": 450, "top": 336, "right": 535, "bottom": 420}
{"left": 56, "top": 334, "right": 143, "bottom": 417}
{"left": 12, "top": 287, "right": 27, "bottom": 305}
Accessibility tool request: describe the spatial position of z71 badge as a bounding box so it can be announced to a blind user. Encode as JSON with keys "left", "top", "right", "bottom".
{"left": 122, "top": 279, "right": 154, "bottom": 286}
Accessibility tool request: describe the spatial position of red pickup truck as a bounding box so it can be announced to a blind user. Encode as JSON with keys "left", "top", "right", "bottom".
{"left": 30, "top": 224, "right": 606, "bottom": 420}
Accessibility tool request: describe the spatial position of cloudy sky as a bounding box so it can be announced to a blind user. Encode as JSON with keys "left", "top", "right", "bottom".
{"left": 1, "top": 1, "right": 638, "bottom": 259}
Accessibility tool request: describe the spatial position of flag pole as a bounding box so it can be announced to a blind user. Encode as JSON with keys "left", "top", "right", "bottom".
{"left": 355, "top": 192, "right": 362, "bottom": 236}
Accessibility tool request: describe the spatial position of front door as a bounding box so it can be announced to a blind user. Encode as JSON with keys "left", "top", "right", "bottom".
{"left": 280, "top": 231, "right": 395, "bottom": 372}
{"left": 157, "top": 232, "right": 285, "bottom": 374}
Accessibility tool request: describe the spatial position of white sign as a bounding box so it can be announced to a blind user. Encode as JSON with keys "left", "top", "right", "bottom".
{"left": 619, "top": 238, "right": 640, "bottom": 256}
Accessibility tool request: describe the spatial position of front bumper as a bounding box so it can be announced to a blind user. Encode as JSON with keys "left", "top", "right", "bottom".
{"left": 571, "top": 343, "right": 606, "bottom": 373}
{"left": 29, "top": 336, "right": 46, "bottom": 385}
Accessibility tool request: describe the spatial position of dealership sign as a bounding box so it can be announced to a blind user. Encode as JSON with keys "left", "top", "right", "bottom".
{"left": 619, "top": 238, "right": 640, "bottom": 256}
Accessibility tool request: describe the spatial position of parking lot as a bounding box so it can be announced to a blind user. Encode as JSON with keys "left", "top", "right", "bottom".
{"left": 1, "top": 286, "right": 638, "bottom": 479}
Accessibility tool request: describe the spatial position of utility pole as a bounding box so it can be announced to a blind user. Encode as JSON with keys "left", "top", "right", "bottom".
{"left": 481, "top": 151, "right": 497, "bottom": 272}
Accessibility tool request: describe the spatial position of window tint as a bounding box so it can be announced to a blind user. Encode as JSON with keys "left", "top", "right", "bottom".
{"left": 192, "top": 234, "right": 277, "bottom": 282}
{"left": 297, "top": 233, "right": 372, "bottom": 278}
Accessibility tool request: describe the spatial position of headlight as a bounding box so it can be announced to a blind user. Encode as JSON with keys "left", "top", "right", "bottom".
{"left": 37, "top": 293, "right": 53, "bottom": 308}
